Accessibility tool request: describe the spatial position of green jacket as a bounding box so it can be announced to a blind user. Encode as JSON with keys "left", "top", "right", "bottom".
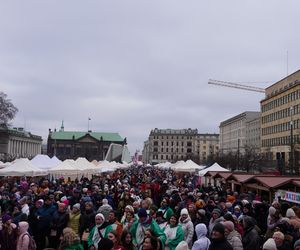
{"left": 60, "top": 242, "right": 84, "bottom": 250}
{"left": 130, "top": 218, "right": 166, "bottom": 249}
{"left": 163, "top": 224, "right": 184, "bottom": 250}
{"left": 87, "top": 224, "right": 112, "bottom": 248}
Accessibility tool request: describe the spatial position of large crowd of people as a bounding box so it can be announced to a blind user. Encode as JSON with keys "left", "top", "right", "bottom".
{"left": 0, "top": 165, "right": 300, "bottom": 250}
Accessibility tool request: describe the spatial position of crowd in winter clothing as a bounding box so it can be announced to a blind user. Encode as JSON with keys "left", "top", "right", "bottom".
{"left": 1, "top": 166, "right": 300, "bottom": 250}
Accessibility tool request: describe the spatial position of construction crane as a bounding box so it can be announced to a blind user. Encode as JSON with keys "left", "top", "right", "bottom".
{"left": 208, "top": 79, "right": 266, "bottom": 93}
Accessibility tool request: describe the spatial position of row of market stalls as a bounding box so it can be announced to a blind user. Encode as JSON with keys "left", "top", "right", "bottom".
{"left": 204, "top": 171, "right": 300, "bottom": 204}
{"left": 0, "top": 155, "right": 131, "bottom": 179}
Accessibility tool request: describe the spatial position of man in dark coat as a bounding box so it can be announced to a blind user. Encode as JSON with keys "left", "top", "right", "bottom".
{"left": 242, "top": 215, "right": 261, "bottom": 250}
{"left": 209, "top": 222, "right": 233, "bottom": 250}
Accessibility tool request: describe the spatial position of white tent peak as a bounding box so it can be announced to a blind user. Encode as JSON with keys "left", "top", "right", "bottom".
{"left": 198, "top": 162, "right": 229, "bottom": 176}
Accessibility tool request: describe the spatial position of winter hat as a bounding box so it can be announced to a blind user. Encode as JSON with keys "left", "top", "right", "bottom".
{"left": 212, "top": 222, "right": 225, "bottom": 235}
{"left": 273, "top": 231, "right": 284, "bottom": 240}
{"left": 212, "top": 208, "right": 221, "bottom": 216}
{"left": 73, "top": 203, "right": 80, "bottom": 210}
{"left": 36, "top": 199, "right": 44, "bottom": 205}
{"left": 269, "top": 206, "right": 276, "bottom": 216}
{"left": 2, "top": 214, "right": 11, "bottom": 223}
{"left": 294, "top": 239, "right": 300, "bottom": 248}
{"left": 234, "top": 205, "right": 241, "bottom": 211}
{"left": 242, "top": 199, "right": 249, "bottom": 205}
{"left": 263, "top": 238, "right": 277, "bottom": 250}
{"left": 180, "top": 208, "right": 189, "bottom": 216}
{"left": 175, "top": 241, "right": 189, "bottom": 250}
{"left": 125, "top": 205, "right": 134, "bottom": 212}
{"left": 138, "top": 208, "right": 148, "bottom": 218}
{"left": 225, "top": 202, "right": 232, "bottom": 209}
{"left": 197, "top": 209, "right": 206, "bottom": 216}
{"left": 95, "top": 213, "right": 105, "bottom": 221}
{"left": 222, "top": 221, "right": 234, "bottom": 232}
{"left": 102, "top": 198, "right": 108, "bottom": 205}
{"left": 60, "top": 196, "right": 68, "bottom": 202}
{"left": 286, "top": 208, "right": 296, "bottom": 218}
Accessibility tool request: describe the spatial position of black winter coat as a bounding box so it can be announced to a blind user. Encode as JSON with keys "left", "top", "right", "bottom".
{"left": 209, "top": 237, "right": 233, "bottom": 250}
{"left": 242, "top": 226, "right": 261, "bottom": 250}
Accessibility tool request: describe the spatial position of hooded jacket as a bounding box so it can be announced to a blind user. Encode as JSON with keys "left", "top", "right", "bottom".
{"left": 179, "top": 210, "right": 194, "bottom": 249}
{"left": 192, "top": 223, "right": 210, "bottom": 250}
{"left": 226, "top": 230, "right": 243, "bottom": 250}
{"left": 16, "top": 221, "right": 30, "bottom": 250}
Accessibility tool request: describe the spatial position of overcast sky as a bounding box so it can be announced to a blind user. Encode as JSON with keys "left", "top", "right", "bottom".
{"left": 1, "top": 1, "right": 300, "bottom": 155}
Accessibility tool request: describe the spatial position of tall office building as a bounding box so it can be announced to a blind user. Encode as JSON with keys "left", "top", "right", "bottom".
{"left": 261, "top": 69, "right": 300, "bottom": 173}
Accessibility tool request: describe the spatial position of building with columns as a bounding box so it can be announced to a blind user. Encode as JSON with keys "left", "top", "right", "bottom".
{"left": 0, "top": 126, "right": 42, "bottom": 161}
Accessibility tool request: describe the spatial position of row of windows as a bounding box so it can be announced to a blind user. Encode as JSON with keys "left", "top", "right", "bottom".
{"left": 262, "top": 134, "right": 300, "bottom": 147}
{"left": 154, "top": 147, "right": 189, "bottom": 153}
{"left": 152, "top": 154, "right": 210, "bottom": 161}
{"left": 262, "top": 89, "right": 300, "bottom": 112}
{"left": 152, "top": 136, "right": 194, "bottom": 140}
{"left": 153, "top": 141, "right": 192, "bottom": 147}
{"left": 262, "top": 119, "right": 300, "bottom": 135}
{"left": 262, "top": 105, "right": 300, "bottom": 124}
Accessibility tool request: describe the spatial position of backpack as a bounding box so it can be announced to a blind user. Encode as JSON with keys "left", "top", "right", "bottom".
{"left": 21, "top": 233, "right": 37, "bottom": 250}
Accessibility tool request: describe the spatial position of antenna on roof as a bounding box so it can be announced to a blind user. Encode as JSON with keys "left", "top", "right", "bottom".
{"left": 88, "top": 117, "right": 91, "bottom": 132}
{"left": 286, "top": 50, "right": 289, "bottom": 77}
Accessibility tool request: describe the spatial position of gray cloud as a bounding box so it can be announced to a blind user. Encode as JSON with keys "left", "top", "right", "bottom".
{"left": 1, "top": 0, "right": 300, "bottom": 154}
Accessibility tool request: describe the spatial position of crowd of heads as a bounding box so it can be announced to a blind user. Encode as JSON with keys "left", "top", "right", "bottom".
{"left": 0, "top": 166, "right": 300, "bottom": 249}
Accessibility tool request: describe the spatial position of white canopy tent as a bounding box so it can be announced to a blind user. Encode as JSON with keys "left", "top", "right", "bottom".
{"left": 198, "top": 162, "right": 229, "bottom": 176}
{"left": 48, "top": 159, "right": 81, "bottom": 180}
{"left": 171, "top": 160, "right": 205, "bottom": 172}
{"left": 31, "top": 154, "right": 57, "bottom": 170}
{"left": 0, "top": 158, "right": 47, "bottom": 176}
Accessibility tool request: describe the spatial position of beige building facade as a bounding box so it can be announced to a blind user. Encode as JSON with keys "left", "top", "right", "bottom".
{"left": 219, "top": 112, "right": 261, "bottom": 155}
{"left": 142, "top": 128, "right": 219, "bottom": 164}
{"left": 261, "top": 69, "right": 300, "bottom": 173}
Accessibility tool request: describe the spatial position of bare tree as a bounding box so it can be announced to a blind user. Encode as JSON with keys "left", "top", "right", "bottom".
{"left": 0, "top": 92, "right": 18, "bottom": 126}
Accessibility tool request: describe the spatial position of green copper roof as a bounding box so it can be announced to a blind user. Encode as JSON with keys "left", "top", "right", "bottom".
{"left": 49, "top": 131, "right": 124, "bottom": 142}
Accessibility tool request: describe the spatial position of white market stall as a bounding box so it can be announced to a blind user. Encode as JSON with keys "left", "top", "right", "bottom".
{"left": 0, "top": 158, "right": 47, "bottom": 177}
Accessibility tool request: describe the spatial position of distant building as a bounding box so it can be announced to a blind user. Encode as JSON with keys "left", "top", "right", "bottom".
{"left": 261, "top": 69, "right": 300, "bottom": 173}
{"left": 47, "top": 124, "right": 126, "bottom": 161}
{"left": 142, "top": 128, "right": 219, "bottom": 164}
{"left": 0, "top": 126, "right": 42, "bottom": 161}
{"left": 195, "top": 133, "right": 219, "bottom": 163}
{"left": 219, "top": 111, "right": 261, "bottom": 155}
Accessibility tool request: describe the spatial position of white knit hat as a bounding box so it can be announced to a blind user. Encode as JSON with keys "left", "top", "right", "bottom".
{"left": 263, "top": 238, "right": 277, "bottom": 250}
{"left": 269, "top": 206, "right": 276, "bottom": 216}
{"left": 286, "top": 208, "right": 296, "bottom": 218}
{"left": 180, "top": 208, "right": 189, "bottom": 215}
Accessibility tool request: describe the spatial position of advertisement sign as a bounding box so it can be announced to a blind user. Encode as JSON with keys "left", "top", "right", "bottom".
{"left": 275, "top": 189, "right": 300, "bottom": 204}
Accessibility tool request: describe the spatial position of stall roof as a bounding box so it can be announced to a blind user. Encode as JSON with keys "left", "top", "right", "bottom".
{"left": 292, "top": 180, "right": 300, "bottom": 187}
{"left": 204, "top": 171, "right": 229, "bottom": 177}
{"left": 249, "top": 176, "right": 297, "bottom": 188}
{"left": 228, "top": 174, "right": 255, "bottom": 183}
{"left": 214, "top": 172, "right": 233, "bottom": 180}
